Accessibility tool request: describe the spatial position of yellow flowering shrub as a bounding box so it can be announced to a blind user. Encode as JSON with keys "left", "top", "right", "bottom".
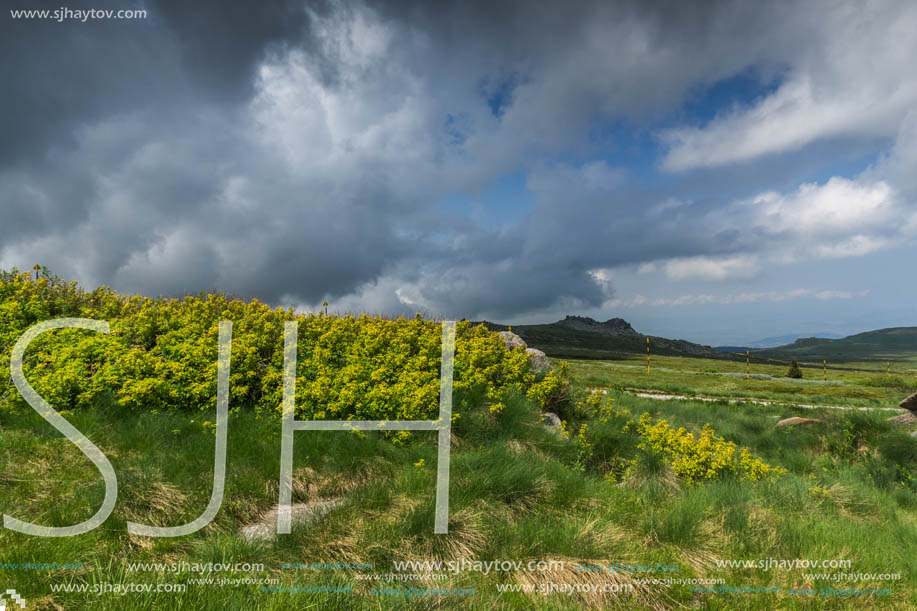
{"left": 526, "top": 362, "right": 570, "bottom": 412}
{"left": 808, "top": 485, "right": 830, "bottom": 499}
{"left": 575, "top": 390, "right": 618, "bottom": 422}
{"left": 0, "top": 269, "right": 547, "bottom": 424}
{"left": 632, "top": 413, "right": 785, "bottom": 483}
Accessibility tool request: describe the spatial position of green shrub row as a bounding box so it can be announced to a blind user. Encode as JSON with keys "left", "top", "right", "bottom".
{"left": 0, "top": 269, "right": 549, "bottom": 423}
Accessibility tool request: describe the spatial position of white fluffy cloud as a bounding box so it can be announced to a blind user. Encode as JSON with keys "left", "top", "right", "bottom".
{"left": 661, "top": 2, "right": 917, "bottom": 171}
{"left": 645, "top": 173, "right": 913, "bottom": 284}
{"left": 664, "top": 255, "right": 760, "bottom": 281}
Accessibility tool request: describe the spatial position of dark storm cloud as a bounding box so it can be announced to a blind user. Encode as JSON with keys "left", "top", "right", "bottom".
{"left": 377, "top": 0, "right": 786, "bottom": 115}
{"left": 2, "top": 0, "right": 915, "bottom": 318}
{"left": 1, "top": 0, "right": 333, "bottom": 298}
{"left": 150, "top": 0, "right": 322, "bottom": 97}
{"left": 0, "top": 0, "right": 317, "bottom": 163}
{"left": 2, "top": 1, "right": 163, "bottom": 163}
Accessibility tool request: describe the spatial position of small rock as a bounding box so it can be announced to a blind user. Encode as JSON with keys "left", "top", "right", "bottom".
{"left": 888, "top": 412, "right": 917, "bottom": 426}
{"left": 911, "top": 431, "right": 917, "bottom": 438}
{"left": 526, "top": 347, "right": 551, "bottom": 372}
{"left": 498, "top": 331, "right": 527, "bottom": 351}
{"left": 900, "top": 392, "right": 917, "bottom": 411}
{"left": 541, "top": 412, "right": 562, "bottom": 432}
{"left": 241, "top": 498, "right": 343, "bottom": 542}
{"left": 775, "top": 417, "right": 824, "bottom": 428}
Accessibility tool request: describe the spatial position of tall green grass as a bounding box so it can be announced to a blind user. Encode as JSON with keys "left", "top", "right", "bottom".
{"left": 1, "top": 383, "right": 915, "bottom": 609}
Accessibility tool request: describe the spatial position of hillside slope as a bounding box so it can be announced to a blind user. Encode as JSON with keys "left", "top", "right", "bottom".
{"left": 481, "top": 315, "right": 725, "bottom": 360}
{"left": 754, "top": 327, "right": 917, "bottom": 362}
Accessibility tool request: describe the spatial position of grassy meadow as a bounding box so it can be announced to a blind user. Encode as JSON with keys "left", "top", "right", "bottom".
{"left": 1, "top": 360, "right": 915, "bottom": 609}
{"left": 567, "top": 352, "right": 917, "bottom": 408}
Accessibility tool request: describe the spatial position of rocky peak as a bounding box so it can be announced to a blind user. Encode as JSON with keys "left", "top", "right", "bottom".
{"left": 557, "top": 315, "right": 640, "bottom": 336}
{"left": 602, "top": 317, "right": 638, "bottom": 334}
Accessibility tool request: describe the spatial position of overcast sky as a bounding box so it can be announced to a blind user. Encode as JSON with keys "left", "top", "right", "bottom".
{"left": 3, "top": 0, "right": 917, "bottom": 344}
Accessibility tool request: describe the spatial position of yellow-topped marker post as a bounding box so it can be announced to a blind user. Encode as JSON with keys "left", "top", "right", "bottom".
{"left": 33, "top": 263, "right": 40, "bottom": 280}
{"left": 646, "top": 337, "right": 650, "bottom": 374}
{"left": 824, "top": 360, "right": 827, "bottom": 381}
{"left": 746, "top": 350, "right": 750, "bottom": 380}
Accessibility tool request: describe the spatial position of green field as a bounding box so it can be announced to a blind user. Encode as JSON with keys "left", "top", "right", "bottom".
{"left": 567, "top": 353, "right": 917, "bottom": 409}
{"left": 2, "top": 356, "right": 915, "bottom": 609}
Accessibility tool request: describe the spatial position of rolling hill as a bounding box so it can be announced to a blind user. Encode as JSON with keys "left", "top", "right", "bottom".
{"left": 752, "top": 327, "right": 917, "bottom": 362}
{"left": 715, "top": 332, "right": 845, "bottom": 352}
{"left": 479, "top": 315, "right": 726, "bottom": 360}
{"left": 482, "top": 316, "right": 917, "bottom": 364}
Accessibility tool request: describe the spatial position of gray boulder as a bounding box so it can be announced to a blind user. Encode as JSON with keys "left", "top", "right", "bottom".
{"left": 888, "top": 412, "right": 917, "bottom": 426}
{"left": 900, "top": 392, "right": 917, "bottom": 411}
{"left": 526, "top": 347, "right": 551, "bottom": 372}
{"left": 775, "top": 417, "right": 824, "bottom": 428}
{"left": 541, "top": 412, "right": 562, "bottom": 432}
{"left": 241, "top": 498, "right": 343, "bottom": 542}
{"left": 498, "top": 331, "right": 527, "bottom": 351}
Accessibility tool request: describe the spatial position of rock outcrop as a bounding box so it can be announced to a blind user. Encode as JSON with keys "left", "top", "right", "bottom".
{"left": 775, "top": 417, "right": 824, "bottom": 428}
{"left": 525, "top": 348, "right": 551, "bottom": 372}
{"left": 241, "top": 498, "right": 343, "bottom": 542}
{"left": 497, "top": 331, "right": 552, "bottom": 372}
{"left": 888, "top": 412, "right": 917, "bottom": 426}
{"left": 541, "top": 412, "right": 562, "bottom": 432}
{"left": 899, "top": 392, "right": 917, "bottom": 411}
{"left": 555, "top": 315, "right": 639, "bottom": 336}
{"left": 497, "top": 331, "right": 527, "bottom": 351}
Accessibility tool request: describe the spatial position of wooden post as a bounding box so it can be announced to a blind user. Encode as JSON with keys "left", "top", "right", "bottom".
{"left": 746, "top": 350, "right": 749, "bottom": 380}
{"left": 823, "top": 359, "right": 826, "bottom": 381}
{"left": 323, "top": 300, "right": 328, "bottom": 316}
{"left": 33, "top": 263, "right": 40, "bottom": 280}
{"left": 646, "top": 337, "right": 650, "bottom": 374}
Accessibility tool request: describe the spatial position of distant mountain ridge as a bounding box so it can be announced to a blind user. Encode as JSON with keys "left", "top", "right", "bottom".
{"left": 752, "top": 326, "right": 917, "bottom": 362}
{"left": 480, "top": 315, "right": 722, "bottom": 360}
{"left": 715, "top": 332, "right": 846, "bottom": 353}
{"left": 481, "top": 317, "right": 917, "bottom": 363}
{"left": 745, "top": 332, "right": 845, "bottom": 349}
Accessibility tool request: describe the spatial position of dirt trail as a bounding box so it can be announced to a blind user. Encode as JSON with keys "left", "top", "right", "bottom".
{"left": 618, "top": 388, "right": 905, "bottom": 412}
